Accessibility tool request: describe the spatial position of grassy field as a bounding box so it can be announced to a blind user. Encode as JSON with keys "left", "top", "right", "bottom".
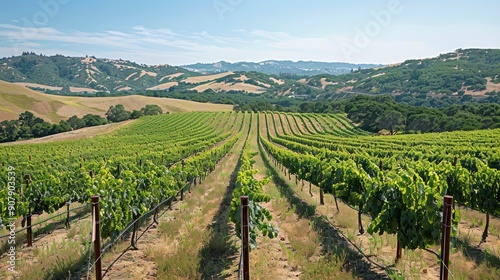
{"left": 0, "top": 80, "right": 233, "bottom": 122}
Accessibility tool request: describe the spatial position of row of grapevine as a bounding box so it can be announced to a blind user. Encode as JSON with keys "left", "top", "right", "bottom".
{"left": 265, "top": 112, "right": 500, "bottom": 239}
{"left": 0, "top": 112, "right": 246, "bottom": 239}
{"left": 229, "top": 114, "right": 277, "bottom": 248}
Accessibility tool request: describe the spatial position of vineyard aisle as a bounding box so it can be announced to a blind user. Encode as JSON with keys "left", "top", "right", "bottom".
{"left": 247, "top": 113, "right": 358, "bottom": 279}
{"left": 99, "top": 113, "right": 249, "bottom": 279}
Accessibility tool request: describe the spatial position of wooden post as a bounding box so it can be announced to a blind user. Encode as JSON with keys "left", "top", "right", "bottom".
{"left": 319, "top": 188, "right": 325, "bottom": 205}
{"left": 24, "top": 174, "right": 32, "bottom": 247}
{"left": 92, "top": 195, "right": 102, "bottom": 280}
{"left": 396, "top": 237, "right": 402, "bottom": 262}
{"left": 440, "top": 195, "right": 453, "bottom": 280}
{"left": 241, "top": 196, "right": 250, "bottom": 280}
{"left": 65, "top": 202, "right": 70, "bottom": 229}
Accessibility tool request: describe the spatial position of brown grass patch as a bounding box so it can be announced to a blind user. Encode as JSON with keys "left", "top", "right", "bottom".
{"left": 0, "top": 80, "right": 232, "bottom": 122}
{"left": 182, "top": 72, "right": 234, "bottom": 84}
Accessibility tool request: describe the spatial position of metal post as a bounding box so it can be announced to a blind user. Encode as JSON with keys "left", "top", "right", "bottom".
{"left": 241, "top": 196, "right": 250, "bottom": 280}
{"left": 440, "top": 195, "right": 453, "bottom": 280}
{"left": 92, "top": 195, "right": 102, "bottom": 280}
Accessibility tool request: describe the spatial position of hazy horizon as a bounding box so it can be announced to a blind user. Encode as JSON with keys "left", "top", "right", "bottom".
{"left": 0, "top": 0, "right": 499, "bottom": 65}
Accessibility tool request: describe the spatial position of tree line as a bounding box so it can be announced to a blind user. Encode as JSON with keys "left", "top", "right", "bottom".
{"left": 0, "top": 104, "right": 164, "bottom": 143}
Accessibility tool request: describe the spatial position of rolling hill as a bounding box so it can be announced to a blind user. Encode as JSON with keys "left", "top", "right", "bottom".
{"left": 0, "top": 53, "right": 292, "bottom": 95}
{"left": 0, "top": 80, "right": 232, "bottom": 122}
{"left": 1, "top": 49, "right": 499, "bottom": 100}
{"left": 301, "top": 48, "right": 500, "bottom": 97}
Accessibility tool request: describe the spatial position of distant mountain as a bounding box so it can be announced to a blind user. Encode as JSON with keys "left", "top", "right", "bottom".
{"left": 182, "top": 60, "right": 383, "bottom": 76}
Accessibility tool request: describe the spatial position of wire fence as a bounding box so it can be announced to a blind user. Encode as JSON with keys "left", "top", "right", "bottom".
{"left": 0, "top": 202, "right": 90, "bottom": 240}
{"left": 85, "top": 181, "right": 192, "bottom": 279}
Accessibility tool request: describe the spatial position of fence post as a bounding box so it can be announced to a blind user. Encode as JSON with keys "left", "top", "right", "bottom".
{"left": 92, "top": 195, "right": 102, "bottom": 280}
{"left": 396, "top": 237, "right": 402, "bottom": 262}
{"left": 241, "top": 196, "right": 250, "bottom": 280}
{"left": 440, "top": 195, "right": 453, "bottom": 280}
{"left": 24, "top": 174, "right": 32, "bottom": 247}
{"left": 65, "top": 201, "right": 70, "bottom": 229}
{"left": 131, "top": 213, "right": 139, "bottom": 250}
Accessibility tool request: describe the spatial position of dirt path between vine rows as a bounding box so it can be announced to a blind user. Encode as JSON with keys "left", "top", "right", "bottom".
{"left": 96, "top": 116, "right": 248, "bottom": 279}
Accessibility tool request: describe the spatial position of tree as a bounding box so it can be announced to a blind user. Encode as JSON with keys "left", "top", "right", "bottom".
{"left": 130, "top": 110, "right": 144, "bottom": 119}
{"left": 18, "top": 126, "right": 33, "bottom": 139}
{"left": 18, "top": 111, "right": 43, "bottom": 127}
{"left": 0, "top": 120, "right": 20, "bottom": 142}
{"left": 106, "top": 105, "right": 131, "bottom": 122}
{"left": 31, "top": 122, "right": 53, "bottom": 137}
{"left": 67, "top": 115, "right": 85, "bottom": 130}
{"left": 141, "top": 104, "right": 163, "bottom": 116}
{"left": 376, "top": 110, "right": 406, "bottom": 134}
{"left": 57, "top": 120, "right": 72, "bottom": 132}
{"left": 82, "top": 114, "right": 107, "bottom": 127}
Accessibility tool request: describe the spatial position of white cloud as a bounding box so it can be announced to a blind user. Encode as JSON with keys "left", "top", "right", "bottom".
{"left": 0, "top": 23, "right": 491, "bottom": 65}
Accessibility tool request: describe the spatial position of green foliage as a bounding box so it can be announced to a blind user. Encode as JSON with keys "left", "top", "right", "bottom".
{"left": 261, "top": 111, "right": 500, "bottom": 252}
{"left": 141, "top": 104, "right": 163, "bottom": 116}
{"left": 0, "top": 112, "right": 241, "bottom": 239}
{"left": 106, "top": 105, "right": 131, "bottom": 123}
{"left": 229, "top": 136, "right": 277, "bottom": 249}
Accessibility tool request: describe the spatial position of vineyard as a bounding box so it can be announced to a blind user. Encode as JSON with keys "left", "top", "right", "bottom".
{"left": 1, "top": 111, "right": 500, "bottom": 279}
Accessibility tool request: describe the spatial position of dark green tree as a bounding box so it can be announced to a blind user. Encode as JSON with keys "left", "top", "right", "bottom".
{"left": 130, "top": 110, "right": 144, "bottom": 119}
{"left": 18, "top": 111, "right": 43, "bottom": 127}
{"left": 141, "top": 104, "right": 163, "bottom": 116}
{"left": 376, "top": 110, "right": 406, "bottom": 134}
{"left": 67, "top": 115, "right": 85, "bottom": 130}
{"left": 31, "top": 122, "right": 53, "bottom": 137}
{"left": 82, "top": 114, "right": 107, "bottom": 127}
{"left": 106, "top": 105, "right": 131, "bottom": 122}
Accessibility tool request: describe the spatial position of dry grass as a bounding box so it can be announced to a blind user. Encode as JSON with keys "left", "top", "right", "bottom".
{"left": 181, "top": 72, "right": 234, "bottom": 84}
{"left": 191, "top": 81, "right": 266, "bottom": 93}
{"left": 146, "top": 81, "right": 178, "bottom": 90}
{"left": 0, "top": 80, "right": 232, "bottom": 122}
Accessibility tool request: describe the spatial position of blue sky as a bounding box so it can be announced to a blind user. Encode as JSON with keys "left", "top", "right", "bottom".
{"left": 0, "top": 0, "right": 499, "bottom": 65}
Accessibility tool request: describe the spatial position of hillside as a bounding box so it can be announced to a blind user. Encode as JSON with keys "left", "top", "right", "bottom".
{"left": 182, "top": 60, "right": 382, "bottom": 76}
{"left": 302, "top": 48, "right": 500, "bottom": 97}
{"left": 1, "top": 49, "right": 499, "bottom": 100}
{"left": 0, "top": 53, "right": 298, "bottom": 95}
{"left": 0, "top": 80, "right": 232, "bottom": 122}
